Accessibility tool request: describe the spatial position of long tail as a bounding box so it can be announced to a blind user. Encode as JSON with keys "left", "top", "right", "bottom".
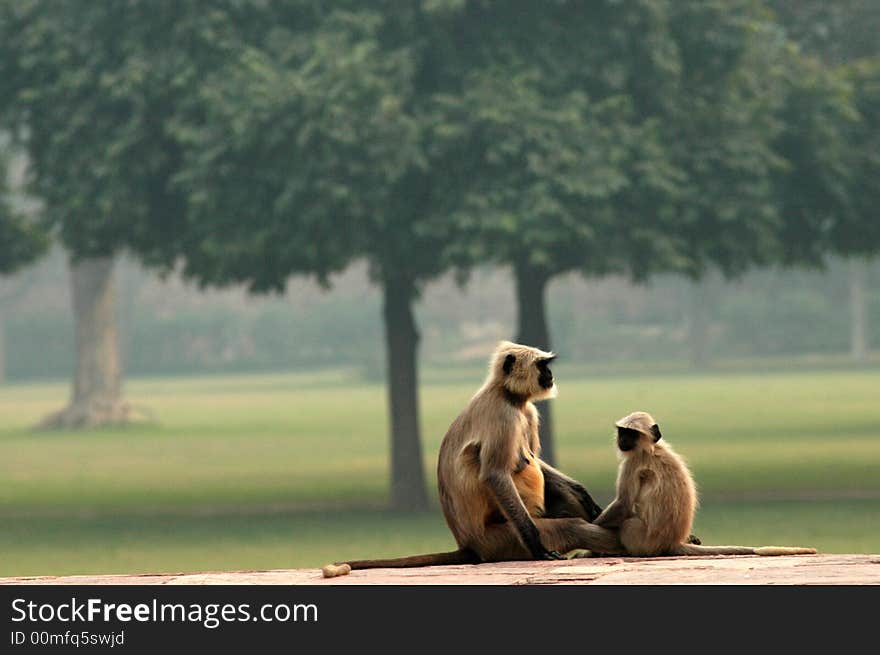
{"left": 322, "top": 548, "right": 479, "bottom": 578}
{"left": 671, "top": 543, "right": 817, "bottom": 556}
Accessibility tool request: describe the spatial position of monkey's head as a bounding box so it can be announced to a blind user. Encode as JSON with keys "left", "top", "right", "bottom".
{"left": 614, "top": 411, "right": 662, "bottom": 453}
{"left": 491, "top": 340, "right": 558, "bottom": 402}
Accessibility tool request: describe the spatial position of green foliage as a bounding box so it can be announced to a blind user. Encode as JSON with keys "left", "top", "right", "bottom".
{"left": 0, "top": 0, "right": 241, "bottom": 262}
{"left": 175, "top": 6, "right": 434, "bottom": 291}
{"left": 833, "top": 59, "right": 880, "bottom": 256}
{"left": 430, "top": 0, "right": 686, "bottom": 279}
{"left": 0, "top": 214, "right": 47, "bottom": 275}
{"left": 659, "top": 5, "right": 791, "bottom": 278}
{"left": 435, "top": 72, "right": 651, "bottom": 277}
{"left": 0, "top": 144, "right": 47, "bottom": 274}
{"left": 766, "top": 0, "right": 880, "bottom": 63}
{"left": 763, "top": 0, "right": 880, "bottom": 261}
{"left": 2, "top": 0, "right": 874, "bottom": 290}
{"left": 434, "top": 1, "right": 837, "bottom": 284}
{"left": 772, "top": 58, "right": 860, "bottom": 263}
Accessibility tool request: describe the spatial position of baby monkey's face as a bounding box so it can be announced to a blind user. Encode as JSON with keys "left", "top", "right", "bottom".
{"left": 616, "top": 426, "right": 643, "bottom": 452}
{"left": 614, "top": 412, "right": 663, "bottom": 452}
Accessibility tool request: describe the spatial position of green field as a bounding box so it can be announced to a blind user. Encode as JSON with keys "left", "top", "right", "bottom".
{"left": 2, "top": 366, "right": 879, "bottom": 577}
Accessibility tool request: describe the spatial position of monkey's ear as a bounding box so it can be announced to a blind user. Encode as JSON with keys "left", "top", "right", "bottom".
{"left": 503, "top": 354, "right": 516, "bottom": 375}
{"left": 650, "top": 424, "right": 662, "bottom": 442}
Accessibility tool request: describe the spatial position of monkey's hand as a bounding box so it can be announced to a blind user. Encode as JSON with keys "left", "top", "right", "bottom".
{"left": 572, "top": 488, "right": 603, "bottom": 522}
{"left": 687, "top": 534, "right": 702, "bottom": 545}
{"left": 593, "top": 499, "right": 628, "bottom": 529}
{"left": 542, "top": 550, "right": 566, "bottom": 560}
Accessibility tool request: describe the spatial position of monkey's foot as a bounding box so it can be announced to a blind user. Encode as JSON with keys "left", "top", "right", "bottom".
{"left": 563, "top": 549, "right": 593, "bottom": 559}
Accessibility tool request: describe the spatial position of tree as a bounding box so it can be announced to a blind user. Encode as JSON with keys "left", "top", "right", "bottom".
{"left": 767, "top": 0, "right": 880, "bottom": 361}
{"left": 0, "top": 1, "right": 135, "bottom": 426}
{"left": 171, "top": 6, "right": 463, "bottom": 510}
{"left": 0, "top": 1, "right": 231, "bottom": 426}
{"left": 0, "top": 1, "right": 446, "bottom": 504}
{"left": 168, "top": 1, "right": 681, "bottom": 487}
{"left": 427, "top": 1, "right": 671, "bottom": 462}
{"left": 435, "top": 0, "right": 807, "bottom": 458}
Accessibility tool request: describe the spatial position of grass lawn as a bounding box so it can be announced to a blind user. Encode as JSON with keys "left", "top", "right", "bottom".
{"left": 1, "top": 365, "right": 879, "bottom": 577}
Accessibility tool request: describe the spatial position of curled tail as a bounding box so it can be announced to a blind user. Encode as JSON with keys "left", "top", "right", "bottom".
{"left": 671, "top": 543, "right": 817, "bottom": 556}
{"left": 322, "top": 548, "right": 479, "bottom": 578}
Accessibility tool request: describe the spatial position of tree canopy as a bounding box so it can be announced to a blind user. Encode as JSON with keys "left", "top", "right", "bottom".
{"left": 767, "top": 0, "right": 880, "bottom": 262}
{"left": 0, "top": 139, "right": 46, "bottom": 275}
{"left": 0, "top": 211, "right": 47, "bottom": 276}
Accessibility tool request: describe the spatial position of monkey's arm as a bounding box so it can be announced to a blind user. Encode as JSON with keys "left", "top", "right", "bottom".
{"left": 592, "top": 498, "right": 631, "bottom": 529}
{"left": 481, "top": 470, "right": 562, "bottom": 560}
{"left": 539, "top": 461, "right": 603, "bottom": 521}
{"left": 594, "top": 460, "right": 639, "bottom": 529}
{"left": 479, "top": 414, "right": 563, "bottom": 560}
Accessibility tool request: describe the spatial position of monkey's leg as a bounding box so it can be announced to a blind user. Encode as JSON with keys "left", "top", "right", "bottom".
{"left": 477, "top": 518, "right": 623, "bottom": 562}
{"left": 537, "top": 519, "right": 623, "bottom": 555}
{"left": 540, "top": 462, "right": 604, "bottom": 521}
{"left": 593, "top": 499, "right": 630, "bottom": 529}
{"left": 618, "top": 521, "right": 714, "bottom": 557}
{"left": 619, "top": 517, "right": 660, "bottom": 556}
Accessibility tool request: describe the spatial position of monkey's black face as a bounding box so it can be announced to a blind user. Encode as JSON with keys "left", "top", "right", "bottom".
{"left": 536, "top": 358, "right": 555, "bottom": 389}
{"left": 617, "top": 427, "right": 641, "bottom": 452}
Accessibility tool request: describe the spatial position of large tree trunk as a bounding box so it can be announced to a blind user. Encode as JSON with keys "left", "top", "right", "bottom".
{"left": 849, "top": 258, "right": 869, "bottom": 364}
{"left": 39, "top": 256, "right": 131, "bottom": 429}
{"left": 513, "top": 261, "right": 556, "bottom": 466}
{"left": 381, "top": 273, "right": 429, "bottom": 511}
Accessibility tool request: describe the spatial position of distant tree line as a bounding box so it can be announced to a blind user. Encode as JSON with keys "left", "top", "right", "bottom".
{"left": 1, "top": 0, "right": 878, "bottom": 509}
{"left": 2, "top": 257, "right": 878, "bottom": 382}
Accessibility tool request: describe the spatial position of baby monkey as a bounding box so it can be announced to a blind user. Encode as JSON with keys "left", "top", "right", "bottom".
{"left": 588, "top": 411, "right": 816, "bottom": 557}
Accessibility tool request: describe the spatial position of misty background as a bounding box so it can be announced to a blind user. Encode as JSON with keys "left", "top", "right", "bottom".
{"left": 1, "top": 249, "right": 878, "bottom": 383}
